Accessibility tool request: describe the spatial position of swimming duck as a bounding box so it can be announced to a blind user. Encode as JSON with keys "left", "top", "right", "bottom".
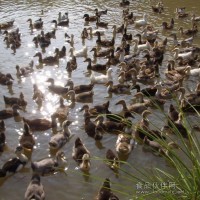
{"left": 179, "top": 26, "right": 198, "bottom": 36}
{"left": 24, "top": 174, "right": 45, "bottom": 200}
{"left": 132, "top": 84, "right": 157, "bottom": 97}
{"left": 90, "top": 68, "right": 113, "bottom": 84}
{"left": 176, "top": 7, "right": 189, "bottom": 18}
{"left": 49, "top": 120, "right": 72, "bottom": 150}
{"left": 22, "top": 114, "right": 57, "bottom": 131}
{"left": 32, "top": 84, "right": 45, "bottom": 106}
{"left": 46, "top": 78, "right": 69, "bottom": 95}
{"left": 106, "top": 149, "right": 119, "bottom": 171}
{"left": 0, "top": 73, "right": 14, "bottom": 85}
{"left": 106, "top": 49, "right": 120, "bottom": 65}
{"left": 112, "top": 24, "right": 124, "bottom": 35}
{"left": 116, "top": 133, "right": 133, "bottom": 155}
{"left": 143, "top": 136, "right": 163, "bottom": 154}
{"left": 151, "top": 2, "right": 164, "bottom": 13}
{"left": 0, "top": 120, "right": 6, "bottom": 152}
{"left": 135, "top": 13, "right": 147, "bottom": 27}
{"left": 65, "top": 80, "right": 94, "bottom": 94}
{"left": 34, "top": 52, "right": 59, "bottom": 65}
{"left": 27, "top": 18, "right": 43, "bottom": 29}
{"left": 53, "top": 97, "right": 69, "bottom": 121}
{"left": 66, "top": 34, "right": 74, "bottom": 46}
{"left": 0, "top": 146, "right": 28, "bottom": 177}
{"left": 19, "top": 123, "right": 35, "bottom": 150}
{"left": 132, "top": 39, "right": 152, "bottom": 53}
{"left": 162, "top": 18, "right": 174, "bottom": 30}
{"left": 16, "top": 60, "right": 34, "bottom": 77}
{"left": 58, "top": 12, "right": 68, "bottom": 22}
{"left": 84, "top": 57, "right": 108, "bottom": 72}
{"left": 96, "top": 31, "right": 115, "bottom": 47}
{"left": 122, "top": 28, "right": 132, "bottom": 41}
{"left": 31, "top": 151, "right": 67, "bottom": 176}
{"left": 96, "top": 17, "right": 108, "bottom": 28}
{"left": 54, "top": 46, "right": 66, "bottom": 58}
{"left": 3, "top": 92, "right": 27, "bottom": 107}
{"left": 83, "top": 14, "right": 97, "bottom": 22}
{"left": 87, "top": 27, "right": 105, "bottom": 36}
{"left": 72, "top": 137, "right": 91, "bottom": 171}
{"left": 81, "top": 28, "right": 89, "bottom": 39}
{"left": 51, "top": 19, "right": 69, "bottom": 27}
{"left": 66, "top": 56, "right": 77, "bottom": 71}
{"left": 184, "top": 65, "right": 200, "bottom": 77}
{"left": 90, "top": 47, "right": 111, "bottom": 57}
{"left": 104, "top": 80, "right": 131, "bottom": 94}
{"left": 191, "top": 14, "right": 200, "bottom": 22}
{"left": 66, "top": 90, "right": 94, "bottom": 103}
{"left": 167, "top": 104, "right": 179, "bottom": 127}
{"left": 69, "top": 46, "right": 87, "bottom": 57}
{"left": 0, "top": 104, "right": 21, "bottom": 120}
{"left": 94, "top": 8, "right": 108, "bottom": 17}
{"left": 172, "top": 47, "right": 194, "bottom": 60}
{"left": 120, "top": 0, "right": 130, "bottom": 6}
{"left": 0, "top": 20, "right": 14, "bottom": 29}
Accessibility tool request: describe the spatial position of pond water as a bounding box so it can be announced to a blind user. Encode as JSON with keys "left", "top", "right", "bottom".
{"left": 0, "top": 0, "right": 200, "bottom": 199}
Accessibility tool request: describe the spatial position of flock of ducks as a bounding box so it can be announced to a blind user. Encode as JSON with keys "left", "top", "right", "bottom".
{"left": 1, "top": 0, "right": 200, "bottom": 199}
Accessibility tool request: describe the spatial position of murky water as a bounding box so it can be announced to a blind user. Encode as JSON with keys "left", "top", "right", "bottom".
{"left": 0, "top": 0, "right": 200, "bottom": 199}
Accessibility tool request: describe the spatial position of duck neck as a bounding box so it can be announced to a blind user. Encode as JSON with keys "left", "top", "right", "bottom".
{"left": 38, "top": 54, "right": 43, "bottom": 63}
{"left": 87, "top": 59, "right": 92, "bottom": 70}
{"left": 17, "top": 153, "right": 28, "bottom": 163}
{"left": 51, "top": 116, "right": 57, "bottom": 128}
{"left": 63, "top": 126, "right": 71, "bottom": 137}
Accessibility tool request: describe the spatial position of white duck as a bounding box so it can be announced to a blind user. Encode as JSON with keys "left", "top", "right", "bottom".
{"left": 185, "top": 65, "right": 200, "bottom": 77}
{"left": 87, "top": 27, "right": 105, "bottom": 36}
{"left": 132, "top": 39, "right": 152, "bottom": 53}
{"left": 69, "top": 46, "right": 87, "bottom": 57}
{"left": 135, "top": 13, "right": 147, "bottom": 27}
{"left": 172, "top": 48, "right": 193, "bottom": 59}
{"left": 90, "top": 68, "right": 113, "bottom": 84}
{"left": 49, "top": 120, "right": 72, "bottom": 150}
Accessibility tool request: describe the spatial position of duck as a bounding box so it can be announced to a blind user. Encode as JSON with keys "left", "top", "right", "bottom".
{"left": 135, "top": 13, "right": 147, "bottom": 27}
{"left": 179, "top": 26, "right": 198, "bottom": 36}
{"left": 112, "top": 24, "right": 124, "bottom": 35}
{"left": 116, "top": 133, "right": 133, "bottom": 155}
{"left": 51, "top": 19, "right": 69, "bottom": 27}
{"left": 54, "top": 46, "right": 66, "bottom": 58}
{"left": 105, "top": 149, "right": 119, "bottom": 171}
{"left": 66, "top": 34, "right": 74, "bottom": 46}
{"left": 104, "top": 80, "right": 131, "bottom": 94}
{"left": 83, "top": 14, "right": 97, "bottom": 22}
{"left": 191, "top": 14, "right": 200, "bottom": 22}
{"left": 49, "top": 120, "right": 72, "bottom": 150}
{"left": 0, "top": 146, "right": 28, "bottom": 177}
{"left": 115, "top": 99, "right": 150, "bottom": 114}
{"left": 96, "top": 31, "right": 115, "bottom": 47}
{"left": 0, "top": 104, "right": 21, "bottom": 120}
{"left": 31, "top": 151, "right": 67, "bottom": 176}
{"left": 24, "top": 174, "right": 45, "bottom": 200}
{"left": 94, "top": 8, "right": 108, "bottom": 17}
{"left": 90, "top": 68, "right": 113, "bottom": 84}
{"left": 32, "top": 84, "right": 45, "bottom": 105}
{"left": 131, "top": 84, "right": 157, "bottom": 97}
{"left": 184, "top": 65, "right": 200, "bottom": 77}
{"left": 19, "top": 123, "right": 35, "bottom": 150}
{"left": 81, "top": 28, "right": 89, "bottom": 39}
{"left": 53, "top": 97, "right": 69, "bottom": 121}
{"left": 167, "top": 104, "right": 179, "bottom": 127}
{"left": 120, "top": 0, "right": 130, "bottom": 7}
{"left": 22, "top": 114, "right": 57, "bottom": 131}
{"left": 66, "top": 90, "right": 94, "bottom": 103}
{"left": 27, "top": 18, "right": 43, "bottom": 29}
{"left": 151, "top": 2, "right": 164, "bottom": 13}
{"left": 90, "top": 47, "right": 111, "bottom": 57}
{"left": 34, "top": 52, "right": 59, "bottom": 65}
{"left": 69, "top": 46, "right": 87, "bottom": 57}
{"left": 96, "top": 17, "right": 108, "bottom": 28}
{"left": 87, "top": 27, "right": 105, "bottom": 36}
{"left": 3, "top": 92, "right": 27, "bottom": 107}
{"left": 141, "top": 27, "right": 158, "bottom": 44}
{"left": 122, "top": 28, "right": 132, "bottom": 41}
{"left": 46, "top": 78, "right": 69, "bottom": 95}
{"left": 106, "top": 49, "right": 120, "bottom": 65}
{"left": 132, "top": 39, "right": 152, "bottom": 53}
{"left": 0, "top": 20, "right": 14, "bottom": 29}
{"left": 65, "top": 79, "right": 94, "bottom": 94}
{"left": 66, "top": 56, "right": 77, "bottom": 72}
{"left": 162, "top": 18, "right": 174, "bottom": 30}
{"left": 176, "top": 7, "right": 189, "bottom": 18}
{"left": 172, "top": 47, "right": 194, "bottom": 60}
{"left": 0, "top": 73, "right": 14, "bottom": 85}
{"left": 58, "top": 12, "right": 68, "bottom": 22}
{"left": 0, "top": 120, "right": 6, "bottom": 152}
{"left": 84, "top": 57, "right": 108, "bottom": 72}
{"left": 16, "top": 60, "right": 34, "bottom": 77}
{"left": 72, "top": 137, "right": 91, "bottom": 172}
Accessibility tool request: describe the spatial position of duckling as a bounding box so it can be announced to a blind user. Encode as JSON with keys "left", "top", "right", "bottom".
{"left": 0, "top": 104, "right": 21, "bottom": 120}
{"left": 120, "top": 0, "right": 130, "bottom": 7}
{"left": 0, "top": 120, "right": 6, "bottom": 152}
{"left": 53, "top": 97, "right": 69, "bottom": 121}
{"left": 0, "top": 146, "right": 28, "bottom": 177}
{"left": 90, "top": 68, "right": 113, "bottom": 84}
{"left": 46, "top": 78, "right": 69, "bottom": 95}
{"left": 96, "top": 16, "right": 108, "bottom": 28}
{"left": 83, "top": 14, "right": 97, "bottom": 22}
{"left": 65, "top": 79, "right": 94, "bottom": 94}
{"left": 3, "top": 92, "right": 27, "bottom": 107}
{"left": 0, "top": 20, "right": 14, "bottom": 29}
{"left": 51, "top": 19, "right": 69, "bottom": 27}
{"left": 34, "top": 52, "right": 59, "bottom": 65}
{"left": 96, "top": 31, "right": 115, "bottom": 47}
{"left": 27, "top": 18, "right": 43, "bottom": 29}
{"left": 49, "top": 120, "right": 72, "bottom": 150}
{"left": 31, "top": 151, "right": 67, "bottom": 176}
{"left": 106, "top": 149, "right": 119, "bottom": 171}
{"left": 90, "top": 47, "right": 111, "bottom": 57}
{"left": 16, "top": 60, "right": 34, "bottom": 77}
{"left": 162, "top": 18, "right": 174, "bottom": 30}
{"left": 66, "top": 90, "right": 94, "bottom": 103}
{"left": 0, "top": 73, "right": 14, "bottom": 85}
{"left": 135, "top": 13, "right": 148, "bottom": 27}
{"left": 69, "top": 46, "right": 87, "bottom": 57}
{"left": 72, "top": 137, "right": 91, "bottom": 171}
{"left": 22, "top": 114, "right": 57, "bottom": 131}
{"left": 104, "top": 80, "right": 131, "bottom": 94}
{"left": 24, "top": 174, "right": 45, "bottom": 200}
{"left": 116, "top": 134, "right": 133, "bottom": 155}
{"left": 94, "top": 8, "right": 108, "bottom": 17}
{"left": 84, "top": 57, "right": 108, "bottom": 72}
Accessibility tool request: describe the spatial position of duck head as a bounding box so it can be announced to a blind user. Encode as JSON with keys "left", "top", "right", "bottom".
{"left": 79, "top": 153, "right": 91, "bottom": 172}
